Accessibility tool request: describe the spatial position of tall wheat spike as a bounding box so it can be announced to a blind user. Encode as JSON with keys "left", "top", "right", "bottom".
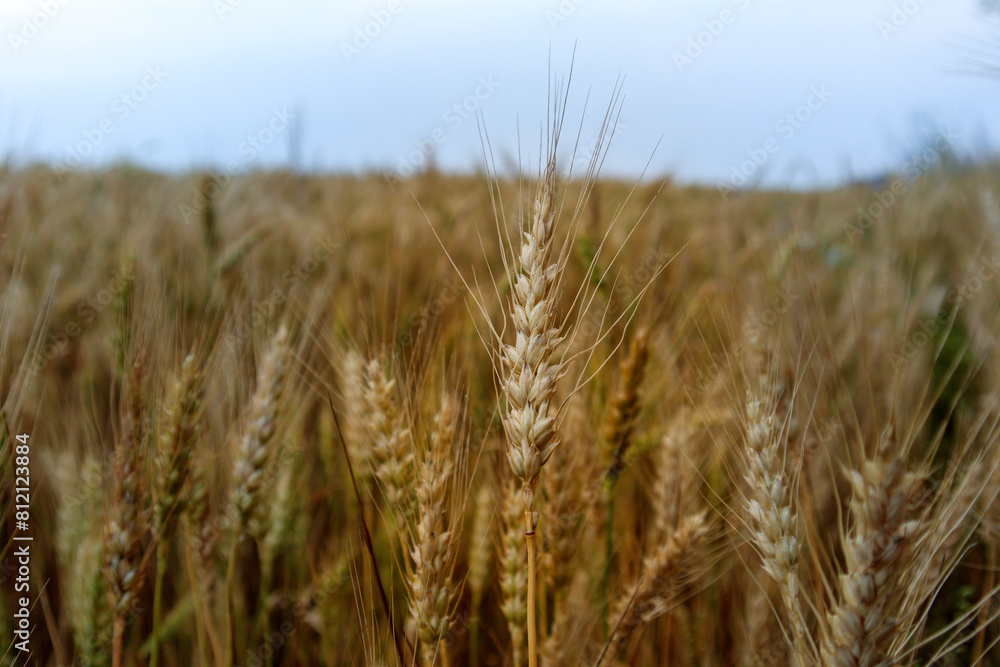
{"left": 821, "top": 427, "right": 923, "bottom": 667}
{"left": 150, "top": 352, "right": 204, "bottom": 667}
{"left": 408, "top": 393, "right": 459, "bottom": 666}
{"left": 232, "top": 324, "right": 290, "bottom": 541}
{"left": 104, "top": 359, "right": 150, "bottom": 667}
{"left": 154, "top": 353, "right": 204, "bottom": 533}
{"left": 742, "top": 384, "right": 809, "bottom": 664}
{"left": 500, "top": 157, "right": 564, "bottom": 667}
{"left": 604, "top": 328, "right": 650, "bottom": 480}
{"left": 363, "top": 354, "right": 415, "bottom": 524}
{"left": 226, "top": 324, "right": 290, "bottom": 666}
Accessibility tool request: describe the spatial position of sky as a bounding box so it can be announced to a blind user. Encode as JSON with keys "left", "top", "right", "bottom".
{"left": 1, "top": 0, "right": 1000, "bottom": 190}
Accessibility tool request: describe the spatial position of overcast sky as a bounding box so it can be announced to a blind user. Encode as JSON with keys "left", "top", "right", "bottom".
{"left": 2, "top": 0, "right": 999, "bottom": 189}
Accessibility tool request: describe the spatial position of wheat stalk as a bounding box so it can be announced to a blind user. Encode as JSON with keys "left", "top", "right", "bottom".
{"left": 651, "top": 417, "right": 692, "bottom": 540}
{"left": 544, "top": 383, "right": 590, "bottom": 651}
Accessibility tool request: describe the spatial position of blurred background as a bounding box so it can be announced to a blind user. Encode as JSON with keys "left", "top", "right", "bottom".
{"left": 2, "top": 0, "right": 1000, "bottom": 189}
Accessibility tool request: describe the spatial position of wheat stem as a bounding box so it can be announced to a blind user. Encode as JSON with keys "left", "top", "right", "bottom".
{"left": 524, "top": 510, "right": 539, "bottom": 667}
{"left": 971, "top": 543, "right": 997, "bottom": 662}
{"left": 224, "top": 538, "right": 238, "bottom": 667}
{"left": 181, "top": 516, "right": 211, "bottom": 666}
{"left": 150, "top": 542, "right": 167, "bottom": 667}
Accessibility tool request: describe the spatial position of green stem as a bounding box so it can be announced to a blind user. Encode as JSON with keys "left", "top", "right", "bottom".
{"left": 224, "top": 538, "right": 238, "bottom": 667}
{"left": 181, "top": 522, "right": 210, "bottom": 666}
{"left": 469, "top": 608, "right": 480, "bottom": 667}
{"left": 256, "top": 548, "right": 275, "bottom": 667}
{"left": 150, "top": 539, "right": 167, "bottom": 667}
{"left": 601, "top": 484, "right": 616, "bottom": 641}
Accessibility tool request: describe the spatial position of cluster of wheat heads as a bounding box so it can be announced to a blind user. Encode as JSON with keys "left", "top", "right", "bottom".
{"left": 2, "top": 100, "right": 1000, "bottom": 666}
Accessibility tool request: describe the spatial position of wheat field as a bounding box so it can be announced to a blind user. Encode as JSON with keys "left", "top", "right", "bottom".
{"left": 2, "top": 106, "right": 1000, "bottom": 667}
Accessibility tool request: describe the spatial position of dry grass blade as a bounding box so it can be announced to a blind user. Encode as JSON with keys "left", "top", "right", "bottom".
{"left": 328, "top": 395, "right": 408, "bottom": 667}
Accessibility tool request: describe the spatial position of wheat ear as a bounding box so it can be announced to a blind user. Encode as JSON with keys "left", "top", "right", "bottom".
{"left": 608, "top": 511, "right": 710, "bottom": 654}
{"left": 341, "top": 348, "right": 373, "bottom": 483}
{"left": 226, "top": 325, "right": 290, "bottom": 666}
{"left": 231, "top": 324, "right": 290, "bottom": 541}
{"left": 58, "top": 456, "right": 112, "bottom": 667}
{"left": 742, "top": 388, "right": 809, "bottom": 664}
{"left": 104, "top": 359, "right": 150, "bottom": 667}
{"left": 603, "top": 328, "right": 650, "bottom": 480}
{"left": 150, "top": 353, "right": 204, "bottom": 667}
{"left": 363, "top": 355, "right": 415, "bottom": 525}
{"left": 821, "top": 428, "right": 922, "bottom": 667}
{"left": 154, "top": 353, "right": 203, "bottom": 533}
{"left": 408, "top": 394, "right": 459, "bottom": 666}
{"left": 467, "top": 484, "right": 493, "bottom": 666}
